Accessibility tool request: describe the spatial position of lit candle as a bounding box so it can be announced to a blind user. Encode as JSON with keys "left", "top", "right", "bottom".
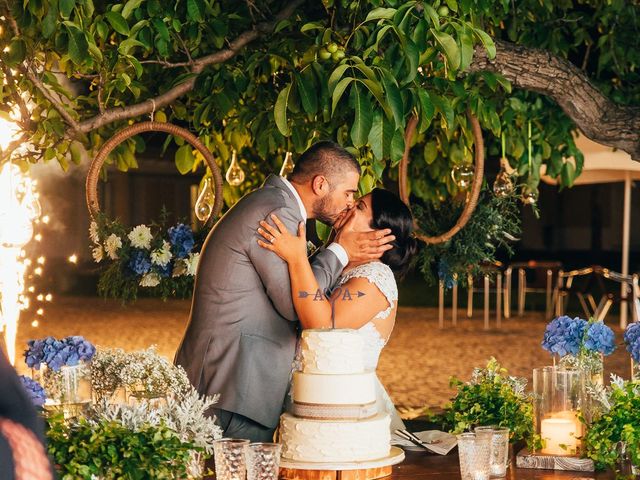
{"left": 540, "top": 417, "right": 579, "bottom": 456}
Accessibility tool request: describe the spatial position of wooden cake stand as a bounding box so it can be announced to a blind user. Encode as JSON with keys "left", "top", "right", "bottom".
{"left": 279, "top": 446, "right": 405, "bottom": 480}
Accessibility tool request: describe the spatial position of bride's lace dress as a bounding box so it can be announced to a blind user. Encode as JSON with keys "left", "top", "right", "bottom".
{"left": 336, "top": 261, "right": 405, "bottom": 432}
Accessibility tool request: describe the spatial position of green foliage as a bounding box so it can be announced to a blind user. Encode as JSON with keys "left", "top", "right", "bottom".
{"left": 46, "top": 413, "right": 198, "bottom": 479}
{"left": 442, "top": 358, "right": 540, "bottom": 450}
{"left": 414, "top": 189, "right": 521, "bottom": 286}
{"left": 583, "top": 379, "right": 640, "bottom": 472}
{"left": 2, "top": 0, "right": 637, "bottom": 210}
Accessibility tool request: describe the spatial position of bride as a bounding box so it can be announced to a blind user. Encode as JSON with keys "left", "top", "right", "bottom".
{"left": 257, "top": 188, "right": 417, "bottom": 431}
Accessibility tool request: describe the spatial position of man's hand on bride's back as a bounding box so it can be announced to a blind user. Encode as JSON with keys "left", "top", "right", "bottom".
{"left": 334, "top": 212, "right": 395, "bottom": 263}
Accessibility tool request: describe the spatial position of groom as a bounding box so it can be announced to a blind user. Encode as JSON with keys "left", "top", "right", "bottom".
{"left": 175, "top": 141, "right": 394, "bottom": 441}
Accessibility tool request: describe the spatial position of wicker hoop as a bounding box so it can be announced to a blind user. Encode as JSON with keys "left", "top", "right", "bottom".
{"left": 399, "top": 110, "right": 485, "bottom": 245}
{"left": 86, "top": 121, "right": 224, "bottom": 229}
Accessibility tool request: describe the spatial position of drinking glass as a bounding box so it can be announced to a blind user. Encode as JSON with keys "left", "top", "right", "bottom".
{"left": 213, "top": 438, "right": 250, "bottom": 480}
{"left": 245, "top": 443, "right": 282, "bottom": 480}
{"left": 475, "top": 427, "right": 510, "bottom": 477}
{"left": 457, "top": 432, "right": 491, "bottom": 480}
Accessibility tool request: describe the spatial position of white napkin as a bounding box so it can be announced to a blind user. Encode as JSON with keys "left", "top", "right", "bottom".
{"left": 391, "top": 430, "right": 457, "bottom": 455}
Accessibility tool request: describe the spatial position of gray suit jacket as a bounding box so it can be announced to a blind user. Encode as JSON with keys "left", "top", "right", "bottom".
{"left": 175, "top": 175, "right": 344, "bottom": 428}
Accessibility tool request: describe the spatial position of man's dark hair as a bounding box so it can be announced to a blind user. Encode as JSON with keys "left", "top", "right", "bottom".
{"left": 288, "top": 141, "right": 361, "bottom": 184}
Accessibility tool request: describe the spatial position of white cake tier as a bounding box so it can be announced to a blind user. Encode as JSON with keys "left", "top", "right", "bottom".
{"left": 300, "top": 329, "right": 364, "bottom": 374}
{"left": 292, "top": 371, "right": 376, "bottom": 406}
{"left": 280, "top": 412, "right": 391, "bottom": 463}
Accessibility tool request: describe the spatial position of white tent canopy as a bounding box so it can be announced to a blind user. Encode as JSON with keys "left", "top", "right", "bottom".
{"left": 541, "top": 133, "right": 640, "bottom": 326}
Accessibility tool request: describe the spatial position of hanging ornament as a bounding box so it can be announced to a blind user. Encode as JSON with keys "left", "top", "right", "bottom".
{"left": 194, "top": 176, "right": 215, "bottom": 222}
{"left": 494, "top": 133, "right": 514, "bottom": 198}
{"left": 279, "top": 151, "right": 295, "bottom": 177}
{"left": 521, "top": 184, "right": 539, "bottom": 205}
{"left": 451, "top": 164, "right": 474, "bottom": 189}
{"left": 520, "top": 121, "right": 538, "bottom": 205}
{"left": 225, "top": 150, "right": 245, "bottom": 187}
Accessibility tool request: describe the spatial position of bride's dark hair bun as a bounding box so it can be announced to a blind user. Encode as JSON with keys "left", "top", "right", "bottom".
{"left": 370, "top": 188, "right": 418, "bottom": 278}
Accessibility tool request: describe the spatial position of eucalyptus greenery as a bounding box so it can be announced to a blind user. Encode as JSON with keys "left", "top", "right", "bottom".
{"left": 583, "top": 377, "right": 640, "bottom": 474}
{"left": 3, "top": 0, "right": 637, "bottom": 210}
{"left": 414, "top": 190, "right": 521, "bottom": 286}
{"left": 439, "top": 358, "right": 539, "bottom": 450}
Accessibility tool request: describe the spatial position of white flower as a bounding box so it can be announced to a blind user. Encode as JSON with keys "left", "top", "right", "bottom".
{"left": 92, "top": 245, "right": 104, "bottom": 263}
{"left": 185, "top": 252, "right": 200, "bottom": 276}
{"left": 89, "top": 221, "right": 100, "bottom": 244}
{"left": 128, "top": 224, "right": 153, "bottom": 250}
{"left": 104, "top": 234, "right": 122, "bottom": 260}
{"left": 150, "top": 240, "right": 172, "bottom": 267}
{"left": 139, "top": 272, "right": 160, "bottom": 287}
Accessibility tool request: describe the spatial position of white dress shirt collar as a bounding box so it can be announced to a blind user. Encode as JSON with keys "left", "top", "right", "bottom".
{"left": 280, "top": 176, "right": 307, "bottom": 221}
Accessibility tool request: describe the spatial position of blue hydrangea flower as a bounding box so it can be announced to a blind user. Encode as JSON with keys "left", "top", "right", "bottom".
{"left": 19, "top": 375, "right": 46, "bottom": 407}
{"left": 541, "top": 316, "right": 588, "bottom": 357}
{"left": 24, "top": 336, "right": 96, "bottom": 371}
{"left": 584, "top": 321, "right": 616, "bottom": 355}
{"left": 128, "top": 249, "right": 152, "bottom": 275}
{"left": 157, "top": 261, "right": 173, "bottom": 278}
{"left": 168, "top": 224, "right": 195, "bottom": 259}
{"left": 624, "top": 323, "right": 640, "bottom": 362}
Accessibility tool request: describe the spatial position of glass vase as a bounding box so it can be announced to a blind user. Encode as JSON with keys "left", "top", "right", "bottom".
{"left": 34, "top": 362, "right": 92, "bottom": 418}
{"left": 558, "top": 351, "right": 604, "bottom": 386}
{"left": 533, "top": 366, "right": 585, "bottom": 456}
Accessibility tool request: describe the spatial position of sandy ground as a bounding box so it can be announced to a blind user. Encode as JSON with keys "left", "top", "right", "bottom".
{"left": 12, "top": 296, "right": 631, "bottom": 413}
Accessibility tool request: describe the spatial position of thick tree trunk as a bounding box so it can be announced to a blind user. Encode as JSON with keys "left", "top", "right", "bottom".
{"left": 468, "top": 40, "right": 640, "bottom": 162}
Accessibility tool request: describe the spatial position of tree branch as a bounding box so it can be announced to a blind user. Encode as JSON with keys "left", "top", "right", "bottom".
{"left": 468, "top": 39, "right": 640, "bottom": 161}
{"left": 21, "top": 65, "right": 82, "bottom": 132}
{"left": 76, "top": 0, "right": 305, "bottom": 133}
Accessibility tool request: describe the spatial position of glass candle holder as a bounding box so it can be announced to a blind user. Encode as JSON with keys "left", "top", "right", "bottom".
{"left": 213, "top": 438, "right": 250, "bottom": 480}
{"left": 457, "top": 432, "right": 491, "bottom": 480}
{"left": 533, "top": 366, "right": 585, "bottom": 456}
{"left": 245, "top": 442, "right": 282, "bottom": 480}
{"left": 475, "top": 427, "right": 510, "bottom": 478}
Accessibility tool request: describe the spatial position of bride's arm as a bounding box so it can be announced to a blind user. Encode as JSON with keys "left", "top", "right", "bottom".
{"left": 258, "top": 215, "right": 388, "bottom": 330}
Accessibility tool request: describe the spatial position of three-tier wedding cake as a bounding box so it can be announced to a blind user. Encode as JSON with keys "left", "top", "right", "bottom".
{"left": 280, "top": 329, "right": 391, "bottom": 463}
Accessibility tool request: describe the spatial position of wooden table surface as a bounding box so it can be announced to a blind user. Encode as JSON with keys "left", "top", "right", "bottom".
{"left": 391, "top": 451, "right": 614, "bottom": 479}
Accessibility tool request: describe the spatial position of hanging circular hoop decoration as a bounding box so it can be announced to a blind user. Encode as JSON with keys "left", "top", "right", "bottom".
{"left": 399, "top": 110, "right": 485, "bottom": 245}
{"left": 86, "top": 121, "right": 224, "bottom": 229}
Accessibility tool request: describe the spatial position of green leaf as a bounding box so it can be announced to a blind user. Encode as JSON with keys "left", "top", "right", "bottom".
{"left": 152, "top": 18, "right": 170, "bottom": 42}
{"left": 473, "top": 28, "right": 496, "bottom": 59}
{"left": 368, "top": 110, "right": 394, "bottom": 160}
{"left": 121, "top": 0, "right": 144, "bottom": 19}
{"left": 60, "top": 0, "right": 76, "bottom": 18}
{"left": 274, "top": 82, "right": 293, "bottom": 136}
{"left": 423, "top": 5, "right": 440, "bottom": 28}
{"left": 380, "top": 71, "right": 404, "bottom": 127}
{"left": 402, "top": 38, "right": 419, "bottom": 84}
{"left": 417, "top": 89, "right": 435, "bottom": 133}
{"left": 390, "top": 128, "right": 405, "bottom": 166}
{"left": 175, "top": 144, "right": 195, "bottom": 174}
{"left": 430, "top": 94, "right": 454, "bottom": 129}
{"left": 331, "top": 77, "right": 353, "bottom": 115}
{"left": 118, "top": 38, "right": 145, "bottom": 56}
{"left": 561, "top": 161, "right": 576, "bottom": 187}
{"left": 296, "top": 70, "right": 317, "bottom": 116}
{"left": 42, "top": 4, "right": 59, "bottom": 38}
{"left": 350, "top": 83, "right": 373, "bottom": 148}
{"left": 187, "top": 0, "right": 205, "bottom": 22}
{"left": 328, "top": 63, "right": 350, "bottom": 94}
{"left": 424, "top": 141, "right": 438, "bottom": 164}
{"left": 104, "top": 11, "right": 129, "bottom": 35}
{"left": 65, "top": 26, "right": 89, "bottom": 65}
{"left": 365, "top": 7, "right": 396, "bottom": 22}
{"left": 126, "top": 56, "right": 143, "bottom": 78}
{"left": 459, "top": 26, "right": 474, "bottom": 70}
{"left": 300, "top": 21, "right": 325, "bottom": 32}
{"left": 431, "top": 29, "right": 460, "bottom": 69}
{"left": 5, "top": 39, "right": 26, "bottom": 66}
